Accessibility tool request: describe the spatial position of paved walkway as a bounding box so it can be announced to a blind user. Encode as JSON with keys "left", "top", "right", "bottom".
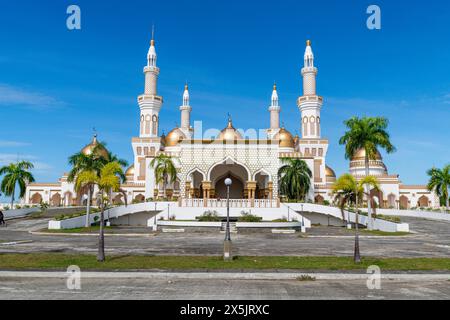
{"left": 0, "top": 217, "right": 449, "bottom": 258}
{"left": 1, "top": 276, "right": 449, "bottom": 300}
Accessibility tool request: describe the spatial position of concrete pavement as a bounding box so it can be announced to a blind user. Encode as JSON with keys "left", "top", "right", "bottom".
{"left": 1, "top": 276, "right": 449, "bottom": 300}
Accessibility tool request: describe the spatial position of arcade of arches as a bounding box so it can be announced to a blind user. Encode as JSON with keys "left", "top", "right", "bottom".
{"left": 185, "top": 163, "right": 274, "bottom": 202}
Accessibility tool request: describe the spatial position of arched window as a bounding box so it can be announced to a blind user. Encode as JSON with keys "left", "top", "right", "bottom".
{"left": 310, "top": 116, "right": 316, "bottom": 136}
{"left": 303, "top": 117, "right": 308, "bottom": 137}
{"left": 145, "top": 115, "right": 151, "bottom": 135}
{"left": 316, "top": 117, "right": 320, "bottom": 136}
{"left": 140, "top": 115, "right": 144, "bottom": 135}
{"left": 152, "top": 115, "right": 158, "bottom": 135}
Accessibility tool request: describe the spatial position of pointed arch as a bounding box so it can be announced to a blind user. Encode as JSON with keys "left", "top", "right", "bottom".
{"left": 206, "top": 156, "right": 251, "bottom": 181}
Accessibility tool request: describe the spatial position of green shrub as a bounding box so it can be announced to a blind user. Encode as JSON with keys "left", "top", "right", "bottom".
{"left": 238, "top": 211, "right": 262, "bottom": 223}
{"left": 198, "top": 210, "right": 221, "bottom": 222}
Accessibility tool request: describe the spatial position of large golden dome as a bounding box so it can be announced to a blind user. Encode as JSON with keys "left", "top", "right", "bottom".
{"left": 81, "top": 135, "right": 109, "bottom": 159}
{"left": 351, "top": 148, "right": 382, "bottom": 161}
{"left": 218, "top": 118, "right": 243, "bottom": 141}
{"left": 275, "top": 128, "right": 295, "bottom": 148}
{"left": 165, "top": 128, "right": 186, "bottom": 147}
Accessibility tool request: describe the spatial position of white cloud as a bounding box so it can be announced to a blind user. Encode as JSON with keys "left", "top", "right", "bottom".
{"left": 0, "top": 140, "right": 30, "bottom": 147}
{"left": 0, "top": 83, "right": 65, "bottom": 110}
{"left": 0, "top": 153, "right": 52, "bottom": 172}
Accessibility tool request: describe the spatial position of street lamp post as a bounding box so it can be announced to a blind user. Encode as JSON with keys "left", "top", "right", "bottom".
{"left": 224, "top": 178, "right": 232, "bottom": 260}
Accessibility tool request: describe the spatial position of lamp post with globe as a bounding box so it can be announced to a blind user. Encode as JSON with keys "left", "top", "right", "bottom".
{"left": 224, "top": 178, "right": 232, "bottom": 260}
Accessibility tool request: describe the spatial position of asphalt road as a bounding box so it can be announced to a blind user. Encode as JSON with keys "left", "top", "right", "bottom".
{"left": 1, "top": 276, "right": 449, "bottom": 300}
{"left": 0, "top": 216, "right": 449, "bottom": 258}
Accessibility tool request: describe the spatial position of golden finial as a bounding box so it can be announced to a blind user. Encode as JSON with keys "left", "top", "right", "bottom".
{"left": 306, "top": 40, "right": 311, "bottom": 46}
{"left": 151, "top": 24, "right": 155, "bottom": 46}
{"left": 185, "top": 81, "right": 188, "bottom": 91}
{"left": 273, "top": 82, "right": 277, "bottom": 91}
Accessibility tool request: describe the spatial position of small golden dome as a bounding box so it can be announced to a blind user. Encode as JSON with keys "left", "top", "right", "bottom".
{"left": 165, "top": 128, "right": 186, "bottom": 147}
{"left": 306, "top": 40, "right": 311, "bottom": 46}
{"left": 325, "top": 165, "right": 336, "bottom": 178}
{"left": 125, "top": 164, "right": 135, "bottom": 176}
{"left": 218, "top": 118, "right": 243, "bottom": 141}
{"left": 275, "top": 128, "right": 295, "bottom": 148}
{"left": 351, "top": 148, "right": 382, "bottom": 161}
{"left": 81, "top": 135, "right": 109, "bottom": 160}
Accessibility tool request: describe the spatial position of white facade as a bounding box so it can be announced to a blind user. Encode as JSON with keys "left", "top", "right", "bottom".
{"left": 24, "top": 38, "right": 439, "bottom": 210}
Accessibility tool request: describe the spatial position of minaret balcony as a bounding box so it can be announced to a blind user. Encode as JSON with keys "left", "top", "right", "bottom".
{"left": 301, "top": 66, "right": 318, "bottom": 75}
{"left": 143, "top": 66, "right": 160, "bottom": 74}
{"left": 138, "top": 94, "right": 163, "bottom": 103}
{"left": 297, "top": 95, "right": 323, "bottom": 104}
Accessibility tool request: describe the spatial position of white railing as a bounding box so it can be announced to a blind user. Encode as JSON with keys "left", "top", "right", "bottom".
{"left": 181, "top": 198, "right": 279, "bottom": 208}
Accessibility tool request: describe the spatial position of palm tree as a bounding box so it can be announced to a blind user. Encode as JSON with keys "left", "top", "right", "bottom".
{"left": 0, "top": 161, "right": 35, "bottom": 209}
{"left": 150, "top": 154, "right": 177, "bottom": 199}
{"left": 278, "top": 158, "right": 312, "bottom": 202}
{"left": 68, "top": 144, "right": 108, "bottom": 228}
{"left": 332, "top": 173, "right": 380, "bottom": 263}
{"left": 339, "top": 117, "right": 395, "bottom": 229}
{"left": 427, "top": 165, "right": 450, "bottom": 210}
{"left": 76, "top": 162, "right": 124, "bottom": 262}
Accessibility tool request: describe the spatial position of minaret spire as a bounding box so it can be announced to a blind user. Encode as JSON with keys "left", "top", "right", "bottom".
{"left": 138, "top": 27, "right": 163, "bottom": 138}
{"left": 180, "top": 83, "right": 192, "bottom": 134}
{"left": 297, "top": 39, "right": 323, "bottom": 139}
{"left": 268, "top": 83, "right": 281, "bottom": 136}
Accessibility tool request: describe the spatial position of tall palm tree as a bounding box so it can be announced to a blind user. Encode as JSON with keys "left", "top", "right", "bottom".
{"left": 278, "top": 158, "right": 312, "bottom": 202}
{"left": 339, "top": 117, "right": 395, "bottom": 229}
{"left": 332, "top": 173, "right": 380, "bottom": 263}
{"left": 150, "top": 154, "right": 177, "bottom": 199}
{"left": 76, "top": 162, "right": 124, "bottom": 262}
{"left": 68, "top": 145, "right": 108, "bottom": 228}
{"left": 0, "top": 161, "right": 35, "bottom": 209}
{"left": 427, "top": 165, "right": 450, "bottom": 210}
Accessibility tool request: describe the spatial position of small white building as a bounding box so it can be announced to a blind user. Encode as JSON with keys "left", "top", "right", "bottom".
{"left": 24, "top": 37, "right": 439, "bottom": 210}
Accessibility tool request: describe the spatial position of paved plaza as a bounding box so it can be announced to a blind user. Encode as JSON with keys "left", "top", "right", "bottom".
{"left": 0, "top": 276, "right": 449, "bottom": 300}
{"left": 1, "top": 216, "right": 449, "bottom": 258}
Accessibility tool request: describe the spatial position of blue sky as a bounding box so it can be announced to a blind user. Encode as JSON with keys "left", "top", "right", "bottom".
{"left": 0, "top": 0, "right": 449, "bottom": 201}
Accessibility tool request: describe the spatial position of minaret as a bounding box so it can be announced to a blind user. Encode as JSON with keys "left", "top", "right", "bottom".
{"left": 268, "top": 83, "right": 281, "bottom": 137}
{"left": 138, "top": 30, "right": 163, "bottom": 138}
{"left": 179, "top": 83, "right": 192, "bottom": 135}
{"left": 297, "top": 40, "right": 323, "bottom": 139}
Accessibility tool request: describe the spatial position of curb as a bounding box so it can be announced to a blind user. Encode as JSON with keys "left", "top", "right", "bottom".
{"left": 29, "top": 231, "right": 156, "bottom": 237}
{"left": 0, "top": 271, "right": 449, "bottom": 281}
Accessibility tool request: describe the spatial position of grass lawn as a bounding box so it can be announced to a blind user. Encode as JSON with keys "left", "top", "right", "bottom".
{"left": 41, "top": 226, "right": 114, "bottom": 234}
{"left": 0, "top": 253, "right": 449, "bottom": 271}
{"left": 349, "top": 229, "right": 411, "bottom": 236}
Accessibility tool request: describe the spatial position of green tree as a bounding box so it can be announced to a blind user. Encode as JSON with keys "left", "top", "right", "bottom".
{"left": 68, "top": 144, "right": 108, "bottom": 228}
{"left": 0, "top": 161, "right": 35, "bottom": 209}
{"left": 427, "top": 165, "right": 450, "bottom": 210}
{"left": 278, "top": 158, "right": 312, "bottom": 202}
{"left": 332, "top": 174, "right": 380, "bottom": 263}
{"left": 339, "top": 117, "right": 395, "bottom": 229}
{"left": 76, "top": 162, "right": 124, "bottom": 262}
{"left": 150, "top": 154, "right": 177, "bottom": 199}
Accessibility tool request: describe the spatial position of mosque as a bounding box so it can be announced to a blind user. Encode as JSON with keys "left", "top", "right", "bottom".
{"left": 25, "top": 37, "right": 439, "bottom": 211}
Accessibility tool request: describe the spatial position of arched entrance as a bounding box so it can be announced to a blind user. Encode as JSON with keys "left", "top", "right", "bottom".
{"left": 315, "top": 194, "right": 325, "bottom": 205}
{"left": 113, "top": 194, "right": 124, "bottom": 205}
{"left": 134, "top": 194, "right": 145, "bottom": 203}
{"left": 51, "top": 193, "right": 61, "bottom": 207}
{"left": 208, "top": 160, "right": 250, "bottom": 200}
{"left": 399, "top": 195, "right": 409, "bottom": 210}
{"left": 30, "top": 193, "right": 43, "bottom": 204}
{"left": 387, "top": 194, "right": 396, "bottom": 209}
{"left": 418, "top": 195, "right": 429, "bottom": 208}
{"left": 254, "top": 171, "right": 271, "bottom": 199}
